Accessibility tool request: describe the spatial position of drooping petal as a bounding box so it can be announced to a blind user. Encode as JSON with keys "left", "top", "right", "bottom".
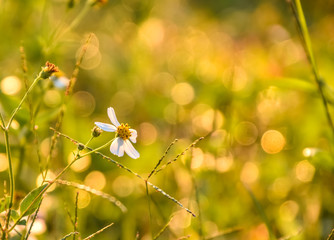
{"left": 129, "top": 129, "right": 137, "bottom": 143}
{"left": 107, "top": 107, "right": 120, "bottom": 127}
{"left": 95, "top": 122, "right": 117, "bottom": 132}
{"left": 124, "top": 139, "right": 140, "bottom": 159}
{"left": 110, "top": 137, "right": 125, "bottom": 157}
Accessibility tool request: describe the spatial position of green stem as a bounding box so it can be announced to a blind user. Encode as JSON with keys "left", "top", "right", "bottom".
{"left": 0, "top": 116, "right": 13, "bottom": 240}
{"left": 8, "top": 138, "right": 112, "bottom": 232}
{"left": 6, "top": 72, "right": 43, "bottom": 130}
{"left": 292, "top": 0, "right": 334, "bottom": 138}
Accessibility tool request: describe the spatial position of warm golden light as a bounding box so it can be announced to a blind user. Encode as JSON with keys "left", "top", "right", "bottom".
{"left": 216, "top": 154, "right": 234, "bottom": 173}
{"left": 139, "top": 122, "right": 158, "bottom": 145}
{"left": 76, "top": 190, "right": 91, "bottom": 209}
{"left": 261, "top": 130, "right": 285, "bottom": 154}
{"left": 139, "top": 18, "right": 165, "bottom": 48}
{"left": 240, "top": 161, "right": 259, "bottom": 184}
{"left": 280, "top": 200, "right": 299, "bottom": 221}
{"left": 1, "top": 76, "right": 22, "bottom": 95}
{"left": 171, "top": 82, "right": 195, "bottom": 105}
{"left": 0, "top": 153, "right": 9, "bottom": 172}
{"left": 43, "top": 90, "right": 62, "bottom": 108}
{"left": 222, "top": 66, "right": 249, "bottom": 91}
{"left": 191, "top": 148, "right": 204, "bottom": 169}
{"left": 112, "top": 175, "right": 134, "bottom": 197}
{"left": 84, "top": 171, "right": 106, "bottom": 190}
{"left": 68, "top": 153, "right": 91, "bottom": 172}
{"left": 302, "top": 148, "right": 317, "bottom": 157}
{"left": 30, "top": 218, "right": 47, "bottom": 235}
{"left": 295, "top": 160, "right": 315, "bottom": 182}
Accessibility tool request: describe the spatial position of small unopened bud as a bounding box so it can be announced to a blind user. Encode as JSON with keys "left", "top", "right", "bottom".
{"left": 78, "top": 143, "right": 85, "bottom": 151}
{"left": 41, "top": 61, "right": 59, "bottom": 79}
{"left": 92, "top": 126, "right": 103, "bottom": 137}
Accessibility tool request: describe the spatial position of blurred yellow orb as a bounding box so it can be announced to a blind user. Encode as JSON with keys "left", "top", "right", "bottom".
{"left": 139, "top": 122, "right": 157, "bottom": 145}
{"left": 240, "top": 161, "right": 259, "bottom": 184}
{"left": 1, "top": 76, "right": 21, "bottom": 95}
{"left": 261, "top": 130, "right": 285, "bottom": 154}
{"left": 171, "top": 82, "right": 194, "bottom": 105}
{"left": 68, "top": 153, "right": 91, "bottom": 172}
{"left": 0, "top": 153, "right": 8, "bottom": 172}
{"left": 295, "top": 160, "right": 315, "bottom": 182}
{"left": 84, "top": 171, "right": 106, "bottom": 190}
{"left": 30, "top": 218, "right": 47, "bottom": 235}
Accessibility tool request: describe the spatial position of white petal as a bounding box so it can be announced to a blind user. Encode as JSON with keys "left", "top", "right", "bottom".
{"left": 129, "top": 129, "right": 137, "bottom": 143}
{"left": 95, "top": 122, "right": 117, "bottom": 132}
{"left": 124, "top": 139, "right": 140, "bottom": 159}
{"left": 110, "top": 138, "right": 125, "bottom": 157}
{"left": 107, "top": 107, "right": 120, "bottom": 127}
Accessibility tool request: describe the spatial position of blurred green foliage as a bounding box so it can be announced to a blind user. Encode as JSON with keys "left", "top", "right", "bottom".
{"left": 1, "top": 0, "right": 334, "bottom": 239}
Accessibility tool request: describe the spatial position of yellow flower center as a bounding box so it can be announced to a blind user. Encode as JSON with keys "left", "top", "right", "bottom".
{"left": 117, "top": 123, "right": 132, "bottom": 140}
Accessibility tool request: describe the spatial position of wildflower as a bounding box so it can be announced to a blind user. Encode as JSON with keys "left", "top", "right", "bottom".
{"left": 41, "top": 61, "right": 59, "bottom": 79}
{"left": 95, "top": 107, "right": 139, "bottom": 159}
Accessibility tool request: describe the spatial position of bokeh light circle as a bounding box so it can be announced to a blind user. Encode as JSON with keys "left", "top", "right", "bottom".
{"left": 1, "top": 76, "right": 21, "bottom": 95}
{"left": 171, "top": 82, "right": 195, "bottom": 105}
{"left": 261, "top": 130, "right": 285, "bottom": 154}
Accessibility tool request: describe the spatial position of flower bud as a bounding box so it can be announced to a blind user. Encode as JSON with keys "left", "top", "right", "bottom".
{"left": 92, "top": 126, "right": 103, "bottom": 138}
{"left": 77, "top": 143, "right": 85, "bottom": 151}
{"left": 41, "top": 61, "right": 59, "bottom": 79}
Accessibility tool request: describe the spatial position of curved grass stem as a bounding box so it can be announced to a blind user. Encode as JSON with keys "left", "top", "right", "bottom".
{"left": 290, "top": 0, "right": 334, "bottom": 139}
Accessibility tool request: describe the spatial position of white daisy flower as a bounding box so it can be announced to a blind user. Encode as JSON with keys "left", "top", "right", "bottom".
{"left": 95, "top": 107, "right": 140, "bottom": 159}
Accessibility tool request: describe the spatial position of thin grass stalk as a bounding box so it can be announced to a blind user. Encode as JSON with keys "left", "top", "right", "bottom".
{"left": 154, "top": 137, "right": 204, "bottom": 175}
{"left": 51, "top": 128, "right": 197, "bottom": 217}
{"left": 244, "top": 184, "right": 276, "bottom": 240}
{"left": 23, "top": 199, "right": 43, "bottom": 240}
{"left": 289, "top": 0, "right": 334, "bottom": 138}
{"left": 149, "top": 197, "right": 179, "bottom": 239}
{"left": 327, "top": 229, "right": 334, "bottom": 240}
{"left": 19, "top": 44, "right": 32, "bottom": 122}
{"left": 6, "top": 71, "right": 43, "bottom": 130}
{"left": 0, "top": 119, "right": 14, "bottom": 240}
{"left": 8, "top": 136, "right": 106, "bottom": 232}
{"left": 145, "top": 181, "right": 154, "bottom": 239}
{"left": 204, "top": 227, "right": 243, "bottom": 240}
{"left": 82, "top": 223, "right": 114, "bottom": 240}
{"left": 73, "top": 192, "right": 79, "bottom": 240}
{"left": 56, "top": 179, "right": 127, "bottom": 212}
{"left": 65, "top": 206, "right": 75, "bottom": 228}
{"left": 147, "top": 139, "right": 178, "bottom": 180}
{"left": 66, "top": 33, "right": 92, "bottom": 95}
{"left": 153, "top": 216, "right": 174, "bottom": 240}
{"left": 45, "top": 33, "right": 92, "bottom": 178}
{"left": 188, "top": 147, "right": 203, "bottom": 239}
{"left": 61, "top": 232, "right": 80, "bottom": 240}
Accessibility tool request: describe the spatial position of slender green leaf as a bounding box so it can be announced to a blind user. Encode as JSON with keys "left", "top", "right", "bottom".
{"left": 10, "top": 209, "right": 20, "bottom": 221}
{"left": 19, "top": 184, "right": 47, "bottom": 217}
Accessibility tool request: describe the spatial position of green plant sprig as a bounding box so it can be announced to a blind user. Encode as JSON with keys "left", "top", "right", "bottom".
{"left": 7, "top": 135, "right": 113, "bottom": 233}
{"left": 51, "top": 128, "right": 197, "bottom": 217}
